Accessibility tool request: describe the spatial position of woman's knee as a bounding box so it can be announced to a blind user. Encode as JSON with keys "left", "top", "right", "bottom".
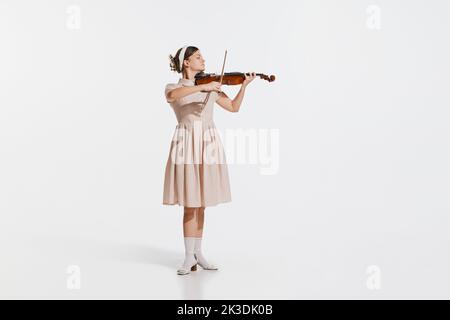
{"left": 184, "top": 206, "right": 197, "bottom": 215}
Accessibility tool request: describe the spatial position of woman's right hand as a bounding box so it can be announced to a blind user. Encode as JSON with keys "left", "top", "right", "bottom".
{"left": 201, "top": 81, "right": 222, "bottom": 92}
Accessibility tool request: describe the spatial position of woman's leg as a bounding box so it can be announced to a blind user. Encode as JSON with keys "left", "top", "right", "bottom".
{"left": 177, "top": 206, "right": 199, "bottom": 275}
{"left": 192, "top": 206, "right": 218, "bottom": 270}
{"left": 183, "top": 206, "right": 204, "bottom": 237}
{"left": 195, "top": 206, "right": 205, "bottom": 237}
{"left": 183, "top": 206, "right": 198, "bottom": 237}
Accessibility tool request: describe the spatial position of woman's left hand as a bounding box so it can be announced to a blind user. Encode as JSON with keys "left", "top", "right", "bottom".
{"left": 242, "top": 72, "right": 257, "bottom": 88}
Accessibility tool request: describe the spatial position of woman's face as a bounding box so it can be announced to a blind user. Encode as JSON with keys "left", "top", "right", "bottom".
{"left": 186, "top": 50, "right": 205, "bottom": 72}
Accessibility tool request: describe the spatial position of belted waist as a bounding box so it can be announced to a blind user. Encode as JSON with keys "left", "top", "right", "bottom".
{"left": 177, "top": 118, "right": 215, "bottom": 127}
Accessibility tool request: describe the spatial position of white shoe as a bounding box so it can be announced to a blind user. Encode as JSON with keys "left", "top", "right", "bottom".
{"left": 177, "top": 255, "right": 198, "bottom": 275}
{"left": 194, "top": 253, "right": 218, "bottom": 270}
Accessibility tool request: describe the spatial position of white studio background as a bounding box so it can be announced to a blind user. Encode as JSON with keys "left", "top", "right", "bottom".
{"left": 1, "top": 0, "right": 449, "bottom": 299}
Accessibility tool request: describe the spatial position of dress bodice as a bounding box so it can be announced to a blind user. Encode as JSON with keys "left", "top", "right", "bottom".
{"left": 165, "top": 78, "right": 219, "bottom": 126}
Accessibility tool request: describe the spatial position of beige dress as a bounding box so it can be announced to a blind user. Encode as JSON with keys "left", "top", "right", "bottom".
{"left": 162, "top": 77, "right": 232, "bottom": 207}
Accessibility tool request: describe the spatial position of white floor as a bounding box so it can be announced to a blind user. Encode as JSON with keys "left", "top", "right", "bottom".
{"left": 2, "top": 203, "right": 449, "bottom": 299}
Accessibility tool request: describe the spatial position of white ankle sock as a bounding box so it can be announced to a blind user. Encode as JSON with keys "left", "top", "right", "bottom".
{"left": 178, "top": 237, "right": 197, "bottom": 273}
{"left": 194, "top": 237, "right": 218, "bottom": 269}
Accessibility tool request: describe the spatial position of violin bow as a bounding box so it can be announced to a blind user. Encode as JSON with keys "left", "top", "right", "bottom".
{"left": 218, "top": 50, "right": 227, "bottom": 93}
{"left": 201, "top": 49, "right": 227, "bottom": 110}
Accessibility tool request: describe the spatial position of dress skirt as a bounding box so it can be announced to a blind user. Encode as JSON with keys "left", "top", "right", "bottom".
{"left": 162, "top": 120, "right": 232, "bottom": 207}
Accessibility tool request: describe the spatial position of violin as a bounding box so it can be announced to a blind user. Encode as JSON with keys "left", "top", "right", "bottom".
{"left": 195, "top": 71, "right": 276, "bottom": 86}
{"left": 194, "top": 50, "right": 275, "bottom": 88}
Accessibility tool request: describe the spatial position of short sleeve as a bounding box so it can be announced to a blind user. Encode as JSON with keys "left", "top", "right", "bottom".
{"left": 164, "top": 83, "right": 179, "bottom": 103}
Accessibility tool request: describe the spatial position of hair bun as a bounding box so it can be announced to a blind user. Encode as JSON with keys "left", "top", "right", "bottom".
{"left": 168, "top": 54, "right": 178, "bottom": 73}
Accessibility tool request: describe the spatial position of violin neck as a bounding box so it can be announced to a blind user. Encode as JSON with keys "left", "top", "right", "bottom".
{"left": 244, "top": 72, "right": 263, "bottom": 76}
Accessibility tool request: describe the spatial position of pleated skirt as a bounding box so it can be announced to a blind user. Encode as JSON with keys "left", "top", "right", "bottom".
{"left": 162, "top": 121, "right": 232, "bottom": 207}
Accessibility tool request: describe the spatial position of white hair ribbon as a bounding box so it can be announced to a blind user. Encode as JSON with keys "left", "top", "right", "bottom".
{"left": 178, "top": 45, "right": 188, "bottom": 72}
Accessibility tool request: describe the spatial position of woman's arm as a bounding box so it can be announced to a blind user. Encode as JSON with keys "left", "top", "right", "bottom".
{"left": 166, "top": 81, "right": 222, "bottom": 103}
{"left": 166, "top": 85, "right": 206, "bottom": 103}
{"left": 216, "top": 86, "right": 246, "bottom": 113}
{"left": 216, "top": 72, "right": 256, "bottom": 113}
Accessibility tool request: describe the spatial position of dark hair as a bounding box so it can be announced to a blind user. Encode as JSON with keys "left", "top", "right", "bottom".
{"left": 168, "top": 46, "right": 199, "bottom": 73}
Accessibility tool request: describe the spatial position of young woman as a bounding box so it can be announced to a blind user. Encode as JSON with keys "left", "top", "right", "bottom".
{"left": 163, "top": 45, "right": 255, "bottom": 275}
